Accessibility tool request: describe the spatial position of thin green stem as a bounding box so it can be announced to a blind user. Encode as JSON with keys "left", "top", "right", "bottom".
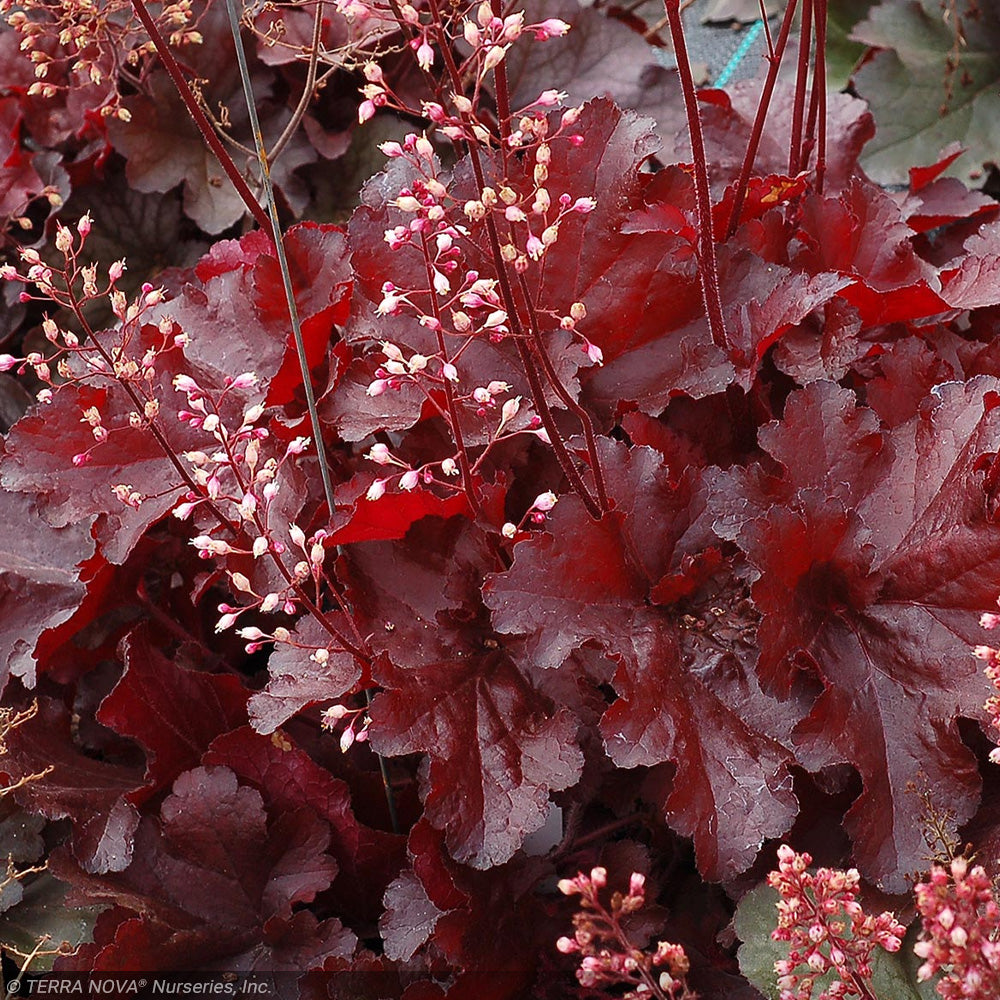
{"left": 224, "top": 0, "right": 337, "bottom": 521}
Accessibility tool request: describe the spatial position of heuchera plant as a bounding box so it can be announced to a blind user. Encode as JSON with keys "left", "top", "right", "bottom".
{"left": 3, "top": 0, "right": 1000, "bottom": 994}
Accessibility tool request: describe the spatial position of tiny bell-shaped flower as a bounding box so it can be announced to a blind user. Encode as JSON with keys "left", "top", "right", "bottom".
{"left": 500, "top": 396, "right": 520, "bottom": 424}
{"left": 533, "top": 491, "right": 558, "bottom": 511}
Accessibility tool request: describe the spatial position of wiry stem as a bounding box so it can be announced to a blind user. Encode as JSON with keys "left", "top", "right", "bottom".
{"left": 813, "top": 0, "right": 828, "bottom": 193}
{"left": 723, "top": 0, "right": 799, "bottom": 239}
{"left": 663, "top": 0, "right": 726, "bottom": 350}
{"left": 128, "top": 0, "right": 270, "bottom": 231}
{"left": 423, "top": 0, "right": 606, "bottom": 517}
{"left": 419, "top": 234, "right": 481, "bottom": 513}
{"left": 516, "top": 274, "right": 609, "bottom": 512}
{"left": 788, "top": 0, "right": 812, "bottom": 175}
{"left": 224, "top": 0, "right": 337, "bottom": 521}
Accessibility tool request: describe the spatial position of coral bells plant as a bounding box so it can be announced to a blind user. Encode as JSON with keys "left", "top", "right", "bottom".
{"left": 557, "top": 867, "right": 695, "bottom": 999}
{"left": 913, "top": 857, "right": 1000, "bottom": 1000}
{"left": 767, "top": 846, "right": 905, "bottom": 1000}
{"left": 5, "top": 0, "right": 1000, "bottom": 990}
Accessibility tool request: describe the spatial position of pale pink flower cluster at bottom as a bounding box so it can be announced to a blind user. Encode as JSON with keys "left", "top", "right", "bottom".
{"left": 913, "top": 856, "right": 1000, "bottom": 1000}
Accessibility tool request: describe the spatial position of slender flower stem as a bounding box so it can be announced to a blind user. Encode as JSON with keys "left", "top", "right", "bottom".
{"left": 128, "top": 0, "right": 270, "bottom": 231}
{"left": 224, "top": 0, "right": 337, "bottom": 521}
{"left": 812, "top": 0, "right": 828, "bottom": 193}
{"left": 419, "top": 236, "right": 481, "bottom": 513}
{"left": 723, "top": 0, "right": 799, "bottom": 239}
{"left": 516, "top": 274, "right": 609, "bottom": 512}
{"left": 788, "top": 0, "right": 812, "bottom": 175}
{"left": 663, "top": 0, "right": 727, "bottom": 350}
{"left": 423, "top": 0, "right": 606, "bottom": 517}
{"left": 267, "top": 0, "right": 323, "bottom": 165}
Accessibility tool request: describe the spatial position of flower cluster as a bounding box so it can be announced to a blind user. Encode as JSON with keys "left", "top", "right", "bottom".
{"left": 0, "top": 0, "right": 202, "bottom": 116}
{"left": 556, "top": 867, "right": 696, "bottom": 999}
{"left": 913, "top": 856, "right": 1000, "bottom": 999}
{"left": 0, "top": 214, "right": 180, "bottom": 468}
{"left": 768, "top": 845, "right": 906, "bottom": 1000}
{"left": 974, "top": 600, "right": 1000, "bottom": 764}
{"left": 320, "top": 701, "right": 371, "bottom": 753}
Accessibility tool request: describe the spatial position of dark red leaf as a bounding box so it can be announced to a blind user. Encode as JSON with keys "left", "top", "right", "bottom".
{"left": 370, "top": 651, "right": 582, "bottom": 868}
{"left": 0, "top": 465, "right": 95, "bottom": 690}
{"left": 51, "top": 764, "right": 353, "bottom": 970}
{"left": 734, "top": 379, "right": 1000, "bottom": 890}
{"left": 247, "top": 614, "right": 362, "bottom": 734}
{"left": 96, "top": 625, "right": 248, "bottom": 799}
{"left": 328, "top": 472, "right": 472, "bottom": 547}
{"left": 204, "top": 726, "right": 405, "bottom": 929}
{"left": 600, "top": 609, "right": 799, "bottom": 880}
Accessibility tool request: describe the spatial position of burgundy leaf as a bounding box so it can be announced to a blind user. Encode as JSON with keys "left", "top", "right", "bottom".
{"left": 247, "top": 614, "right": 362, "bottom": 734}
{"left": 601, "top": 611, "right": 798, "bottom": 880}
{"left": 51, "top": 765, "right": 353, "bottom": 971}
{"left": 204, "top": 726, "right": 405, "bottom": 929}
{"left": 735, "top": 379, "right": 1000, "bottom": 890}
{"left": 0, "top": 360, "right": 200, "bottom": 566}
{"left": 0, "top": 470, "right": 95, "bottom": 689}
{"left": 96, "top": 625, "right": 248, "bottom": 798}
{"left": 370, "top": 651, "right": 582, "bottom": 868}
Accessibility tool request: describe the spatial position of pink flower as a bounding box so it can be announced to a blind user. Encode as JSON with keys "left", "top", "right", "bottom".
{"left": 533, "top": 17, "right": 570, "bottom": 38}
{"left": 415, "top": 34, "right": 434, "bottom": 71}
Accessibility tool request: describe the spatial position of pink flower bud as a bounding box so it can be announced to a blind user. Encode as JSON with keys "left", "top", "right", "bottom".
{"left": 533, "top": 17, "right": 570, "bottom": 38}
{"left": 399, "top": 470, "right": 419, "bottom": 490}
{"left": 366, "top": 479, "right": 386, "bottom": 501}
{"left": 0, "top": 354, "right": 18, "bottom": 372}
{"left": 215, "top": 613, "right": 238, "bottom": 633}
{"left": 533, "top": 491, "right": 558, "bottom": 511}
{"left": 415, "top": 35, "right": 434, "bottom": 71}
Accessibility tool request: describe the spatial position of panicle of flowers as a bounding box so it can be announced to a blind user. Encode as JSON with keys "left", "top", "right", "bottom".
{"left": 1, "top": 215, "right": 180, "bottom": 466}
{"left": 320, "top": 701, "right": 371, "bottom": 753}
{"left": 556, "top": 867, "right": 696, "bottom": 999}
{"left": 344, "top": 0, "right": 609, "bottom": 518}
{"left": 767, "top": 844, "right": 905, "bottom": 1000}
{"left": 913, "top": 855, "right": 1000, "bottom": 1000}
{"left": 1, "top": 0, "right": 203, "bottom": 117}
{"left": 172, "top": 377, "right": 346, "bottom": 639}
{"left": 974, "top": 598, "right": 1000, "bottom": 764}
{"left": 500, "top": 489, "right": 557, "bottom": 539}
